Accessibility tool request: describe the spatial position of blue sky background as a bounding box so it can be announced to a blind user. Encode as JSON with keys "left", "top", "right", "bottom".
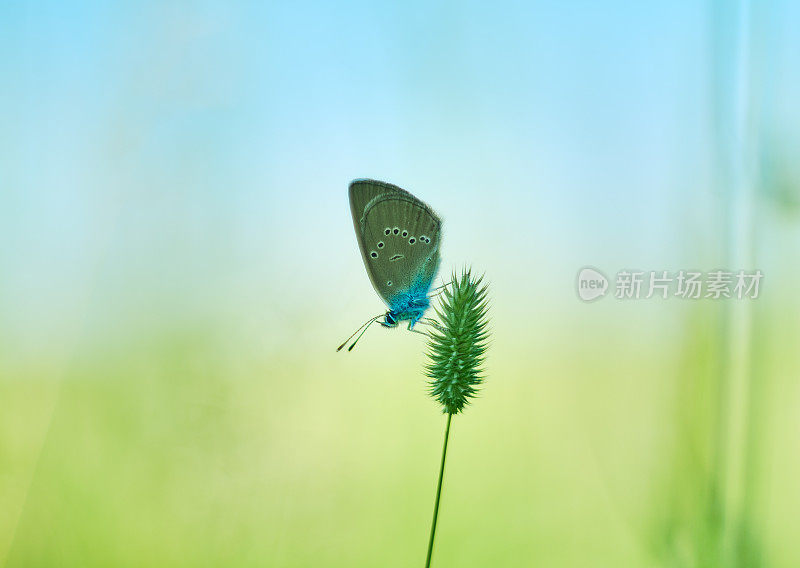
{"left": 2, "top": 2, "right": 798, "bottom": 345}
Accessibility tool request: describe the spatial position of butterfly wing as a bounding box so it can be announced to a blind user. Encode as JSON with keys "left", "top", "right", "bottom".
{"left": 349, "top": 179, "right": 410, "bottom": 221}
{"left": 349, "top": 180, "right": 442, "bottom": 306}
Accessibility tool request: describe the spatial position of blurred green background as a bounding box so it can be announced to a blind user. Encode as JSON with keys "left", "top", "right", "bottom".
{"left": 1, "top": 1, "right": 799, "bottom": 566}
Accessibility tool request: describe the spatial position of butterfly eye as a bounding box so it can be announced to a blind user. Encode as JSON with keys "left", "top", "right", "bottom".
{"left": 377, "top": 241, "right": 384, "bottom": 248}
{"left": 408, "top": 237, "right": 416, "bottom": 244}
{"left": 401, "top": 230, "right": 408, "bottom": 238}
{"left": 384, "top": 228, "right": 391, "bottom": 235}
{"left": 393, "top": 227, "right": 399, "bottom": 235}
{"left": 370, "top": 251, "right": 378, "bottom": 258}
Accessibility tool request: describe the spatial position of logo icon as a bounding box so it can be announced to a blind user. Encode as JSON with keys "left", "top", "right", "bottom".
{"left": 577, "top": 267, "right": 609, "bottom": 302}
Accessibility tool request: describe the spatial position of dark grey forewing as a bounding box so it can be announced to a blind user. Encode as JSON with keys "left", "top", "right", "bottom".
{"left": 349, "top": 180, "right": 407, "bottom": 285}
{"left": 349, "top": 179, "right": 411, "bottom": 219}
{"left": 360, "top": 194, "right": 442, "bottom": 305}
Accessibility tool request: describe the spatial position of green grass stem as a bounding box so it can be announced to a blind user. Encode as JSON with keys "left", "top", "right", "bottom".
{"left": 425, "top": 413, "right": 452, "bottom": 568}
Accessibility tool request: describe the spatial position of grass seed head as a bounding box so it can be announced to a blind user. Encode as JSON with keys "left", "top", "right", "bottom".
{"left": 425, "top": 268, "right": 490, "bottom": 415}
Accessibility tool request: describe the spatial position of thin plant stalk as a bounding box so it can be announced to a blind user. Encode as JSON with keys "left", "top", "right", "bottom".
{"left": 425, "top": 413, "right": 452, "bottom": 568}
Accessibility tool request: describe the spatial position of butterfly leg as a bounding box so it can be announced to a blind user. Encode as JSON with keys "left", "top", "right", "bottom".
{"left": 407, "top": 320, "right": 433, "bottom": 336}
{"left": 428, "top": 281, "right": 452, "bottom": 299}
{"left": 407, "top": 313, "right": 426, "bottom": 332}
{"left": 421, "top": 318, "right": 446, "bottom": 332}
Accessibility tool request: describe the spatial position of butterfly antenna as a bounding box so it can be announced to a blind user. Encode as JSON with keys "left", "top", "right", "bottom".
{"left": 337, "top": 314, "right": 383, "bottom": 352}
{"left": 347, "top": 319, "right": 381, "bottom": 351}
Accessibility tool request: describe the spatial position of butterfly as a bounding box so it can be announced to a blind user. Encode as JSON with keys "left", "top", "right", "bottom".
{"left": 338, "top": 179, "right": 444, "bottom": 351}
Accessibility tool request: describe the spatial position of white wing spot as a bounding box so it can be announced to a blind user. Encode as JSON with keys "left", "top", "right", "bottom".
{"left": 408, "top": 237, "right": 416, "bottom": 244}
{"left": 377, "top": 241, "right": 384, "bottom": 248}
{"left": 401, "top": 230, "right": 408, "bottom": 238}
{"left": 420, "top": 235, "right": 429, "bottom": 243}
{"left": 393, "top": 227, "right": 399, "bottom": 235}
{"left": 370, "top": 251, "right": 378, "bottom": 258}
{"left": 384, "top": 228, "right": 391, "bottom": 235}
{"left": 389, "top": 254, "right": 404, "bottom": 262}
{"left": 387, "top": 280, "right": 393, "bottom": 286}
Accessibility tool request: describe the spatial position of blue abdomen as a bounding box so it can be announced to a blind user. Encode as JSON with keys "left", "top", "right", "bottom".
{"left": 385, "top": 278, "right": 433, "bottom": 328}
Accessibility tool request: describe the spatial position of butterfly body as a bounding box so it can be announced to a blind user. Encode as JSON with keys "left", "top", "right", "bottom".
{"left": 381, "top": 278, "right": 433, "bottom": 329}
{"left": 348, "top": 179, "right": 442, "bottom": 332}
